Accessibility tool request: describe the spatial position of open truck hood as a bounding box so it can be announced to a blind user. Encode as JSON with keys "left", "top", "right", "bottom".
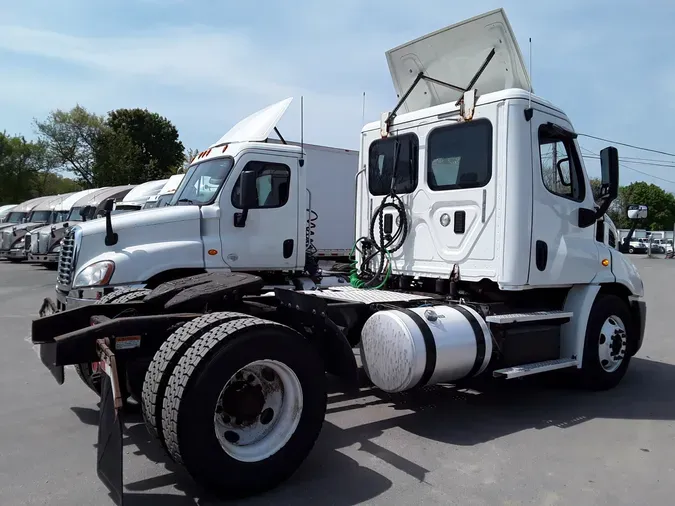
{"left": 385, "top": 8, "right": 531, "bottom": 114}
{"left": 209, "top": 97, "right": 293, "bottom": 147}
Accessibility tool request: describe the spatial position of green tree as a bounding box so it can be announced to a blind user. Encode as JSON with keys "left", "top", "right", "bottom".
{"left": 34, "top": 105, "right": 106, "bottom": 186}
{"left": 610, "top": 181, "right": 675, "bottom": 230}
{"left": 93, "top": 108, "right": 184, "bottom": 184}
{"left": 91, "top": 128, "right": 143, "bottom": 186}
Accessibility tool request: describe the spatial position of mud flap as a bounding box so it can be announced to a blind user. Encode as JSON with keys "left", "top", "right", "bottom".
{"left": 96, "top": 339, "right": 125, "bottom": 506}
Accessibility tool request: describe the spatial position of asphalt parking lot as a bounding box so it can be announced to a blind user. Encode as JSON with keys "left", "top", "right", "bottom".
{"left": 0, "top": 257, "right": 674, "bottom": 506}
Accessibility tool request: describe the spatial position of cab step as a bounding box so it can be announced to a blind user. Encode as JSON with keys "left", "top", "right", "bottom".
{"left": 485, "top": 310, "right": 573, "bottom": 325}
{"left": 492, "top": 358, "right": 579, "bottom": 379}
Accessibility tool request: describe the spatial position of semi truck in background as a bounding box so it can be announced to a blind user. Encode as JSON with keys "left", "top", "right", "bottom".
{"left": 28, "top": 186, "right": 135, "bottom": 267}
{"left": 143, "top": 174, "right": 185, "bottom": 209}
{"left": 0, "top": 193, "right": 75, "bottom": 262}
{"left": 0, "top": 196, "right": 51, "bottom": 231}
{"left": 24, "top": 188, "right": 101, "bottom": 268}
{"left": 112, "top": 179, "right": 168, "bottom": 215}
{"left": 31, "top": 9, "right": 647, "bottom": 505}
{"left": 0, "top": 205, "right": 16, "bottom": 223}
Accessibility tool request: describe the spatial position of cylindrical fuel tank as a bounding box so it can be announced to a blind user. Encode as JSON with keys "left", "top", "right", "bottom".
{"left": 359, "top": 305, "right": 493, "bottom": 393}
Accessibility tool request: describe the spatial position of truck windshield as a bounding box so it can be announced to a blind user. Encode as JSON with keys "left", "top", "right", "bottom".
{"left": 5, "top": 212, "right": 26, "bottom": 223}
{"left": 171, "top": 157, "right": 234, "bottom": 206}
{"left": 67, "top": 207, "right": 84, "bottom": 221}
{"left": 27, "top": 210, "right": 53, "bottom": 223}
{"left": 156, "top": 194, "right": 174, "bottom": 207}
{"left": 53, "top": 211, "right": 69, "bottom": 223}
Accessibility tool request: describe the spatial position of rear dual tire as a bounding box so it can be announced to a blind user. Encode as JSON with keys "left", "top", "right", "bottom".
{"left": 144, "top": 315, "right": 327, "bottom": 499}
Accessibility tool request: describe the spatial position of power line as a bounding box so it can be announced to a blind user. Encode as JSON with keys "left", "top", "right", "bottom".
{"left": 578, "top": 133, "right": 675, "bottom": 158}
{"left": 583, "top": 155, "right": 675, "bottom": 169}
{"left": 580, "top": 146, "right": 675, "bottom": 185}
{"left": 619, "top": 161, "right": 675, "bottom": 185}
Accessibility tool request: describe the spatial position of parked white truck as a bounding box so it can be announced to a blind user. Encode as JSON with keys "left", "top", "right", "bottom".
{"left": 49, "top": 112, "right": 358, "bottom": 311}
{"left": 0, "top": 205, "right": 16, "bottom": 222}
{"left": 28, "top": 186, "right": 136, "bottom": 267}
{"left": 25, "top": 188, "right": 101, "bottom": 267}
{"left": 142, "top": 174, "right": 185, "bottom": 209}
{"left": 111, "top": 179, "right": 168, "bottom": 215}
{"left": 0, "top": 196, "right": 51, "bottom": 232}
{"left": 0, "top": 193, "right": 75, "bottom": 262}
{"left": 31, "top": 9, "right": 646, "bottom": 505}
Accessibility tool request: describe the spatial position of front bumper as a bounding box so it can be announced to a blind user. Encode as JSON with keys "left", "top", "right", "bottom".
{"left": 6, "top": 249, "right": 27, "bottom": 260}
{"left": 55, "top": 287, "right": 101, "bottom": 311}
{"left": 29, "top": 253, "right": 59, "bottom": 263}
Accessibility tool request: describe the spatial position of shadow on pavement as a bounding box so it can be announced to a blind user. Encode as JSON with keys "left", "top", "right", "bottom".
{"left": 68, "top": 356, "right": 674, "bottom": 505}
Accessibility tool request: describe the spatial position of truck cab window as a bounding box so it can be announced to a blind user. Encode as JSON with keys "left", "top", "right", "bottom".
{"left": 231, "top": 162, "right": 291, "bottom": 209}
{"left": 426, "top": 119, "right": 493, "bottom": 190}
{"left": 538, "top": 125, "right": 585, "bottom": 202}
{"left": 171, "top": 157, "right": 234, "bottom": 206}
{"left": 368, "top": 133, "right": 418, "bottom": 196}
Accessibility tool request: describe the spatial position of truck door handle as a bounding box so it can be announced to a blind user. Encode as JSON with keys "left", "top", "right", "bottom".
{"left": 283, "top": 239, "right": 294, "bottom": 259}
{"left": 536, "top": 240, "right": 548, "bottom": 271}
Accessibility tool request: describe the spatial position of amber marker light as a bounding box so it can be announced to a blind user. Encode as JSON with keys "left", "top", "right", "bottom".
{"left": 208, "top": 249, "right": 218, "bottom": 256}
{"left": 601, "top": 258, "right": 610, "bottom": 267}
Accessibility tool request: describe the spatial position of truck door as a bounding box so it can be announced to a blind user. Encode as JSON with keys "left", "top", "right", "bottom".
{"left": 528, "top": 114, "right": 601, "bottom": 286}
{"left": 219, "top": 152, "right": 300, "bottom": 271}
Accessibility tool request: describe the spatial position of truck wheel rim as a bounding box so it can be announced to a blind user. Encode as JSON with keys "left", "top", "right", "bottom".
{"left": 213, "top": 359, "right": 303, "bottom": 462}
{"left": 598, "top": 315, "right": 627, "bottom": 373}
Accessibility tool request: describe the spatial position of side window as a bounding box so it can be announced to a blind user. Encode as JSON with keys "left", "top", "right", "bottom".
{"left": 368, "top": 133, "right": 418, "bottom": 196}
{"left": 538, "top": 125, "right": 585, "bottom": 202}
{"left": 231, "top": 161, "right": 291, "bottom": 209}
{"left": 427, "top": 119, "right": 493, "bottom": 190}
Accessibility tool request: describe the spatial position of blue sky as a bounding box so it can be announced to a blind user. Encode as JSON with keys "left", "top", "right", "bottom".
{"left": 1, "top": 0, "right": 674, "bottom": 188}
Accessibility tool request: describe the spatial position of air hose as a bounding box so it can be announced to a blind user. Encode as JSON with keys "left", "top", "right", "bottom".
{"left": 350, "top": 147, "right": 410, "bottom": 289}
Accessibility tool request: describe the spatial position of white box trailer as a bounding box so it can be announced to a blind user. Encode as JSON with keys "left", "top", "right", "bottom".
{"left": 269, "top": 139, "right": 358, "bottom": 256}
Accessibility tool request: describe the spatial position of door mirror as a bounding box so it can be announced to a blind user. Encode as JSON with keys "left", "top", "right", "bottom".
{"left": 627, "top": 204, "right": 648, "bottom": 221}
{"left": 238, "top": 170, "right": 258, "bottom": 209}
{"left": 599, "top": 146, "right": 619, "bottom": 201}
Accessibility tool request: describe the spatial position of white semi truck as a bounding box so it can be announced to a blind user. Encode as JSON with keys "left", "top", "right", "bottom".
{"left": 111, "top": 179, "right": 168, "bottom": 215}
{"left": 0, "top": 193, "right": 75, "bottom": 262}
{"left": 25, "top": 189, "right": 102, "bottom": 268}
{"left": 48, "top": 112, "right": 358, "bottom": 311}
{"left": 31, "top": 9, "right": 646, "bottom": 505}
{"left": 143, "top": 174, "right": 185, "bottom": 209}
{"left": 28, "top": 186, "right": 136, "bottom": 267}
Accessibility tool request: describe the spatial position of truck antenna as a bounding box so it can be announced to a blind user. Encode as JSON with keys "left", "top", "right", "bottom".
{"left": 362, "top": 92, "right": 366, "bottom": 126}
{"left": 528, "top": 37, "right": 533, "bottom": 108}
{"left": 524, "top": 37, "right": 534, "bottom": 121}
{"left": 299, "top": 96, "right": 305, "bottom": 167}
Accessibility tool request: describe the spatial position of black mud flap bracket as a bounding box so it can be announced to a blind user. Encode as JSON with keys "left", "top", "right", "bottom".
{"left": 96, "top": 338, "right": 125, "bottom": 506}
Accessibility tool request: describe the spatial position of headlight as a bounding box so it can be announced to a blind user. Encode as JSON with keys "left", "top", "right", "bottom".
{"left": 11, "top": 237, "right": 25, "bottom": 250}
{"left": 73, "top": 261, "right": 115, "bottom": 288}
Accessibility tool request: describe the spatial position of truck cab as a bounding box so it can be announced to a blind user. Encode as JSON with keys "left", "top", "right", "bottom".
{"left": 26, "top": 188, "right": 102, "bottom": 266}
{"left": 143, "top": 174, "right": 185, "bottom": 209}
{"left": 52, "top": 101, "right": 358, "bottom": 310}
{"left": 0, "top": 205, "right": 16, "bottom": 223}
{"left": 112, "top": 179, "right": 168, "bottom": 215}
{"left": 0, "top": 193, "right": 75, "bottom": 262}
{"left": 0, "top": 196, "right": 50, "bottom": 232}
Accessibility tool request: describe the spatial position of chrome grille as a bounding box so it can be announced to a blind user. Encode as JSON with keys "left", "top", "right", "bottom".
{"left": 38, "top": 230, "right": 50, "bottom": 254}
{"left": 57, "top": 228, "right": 77, "bottom": 288}
{"left": 0, "top": 229, "right": 12, "bottom": 250}
{"left": 24, "top": 233, "right": 31, "bottom": 252}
